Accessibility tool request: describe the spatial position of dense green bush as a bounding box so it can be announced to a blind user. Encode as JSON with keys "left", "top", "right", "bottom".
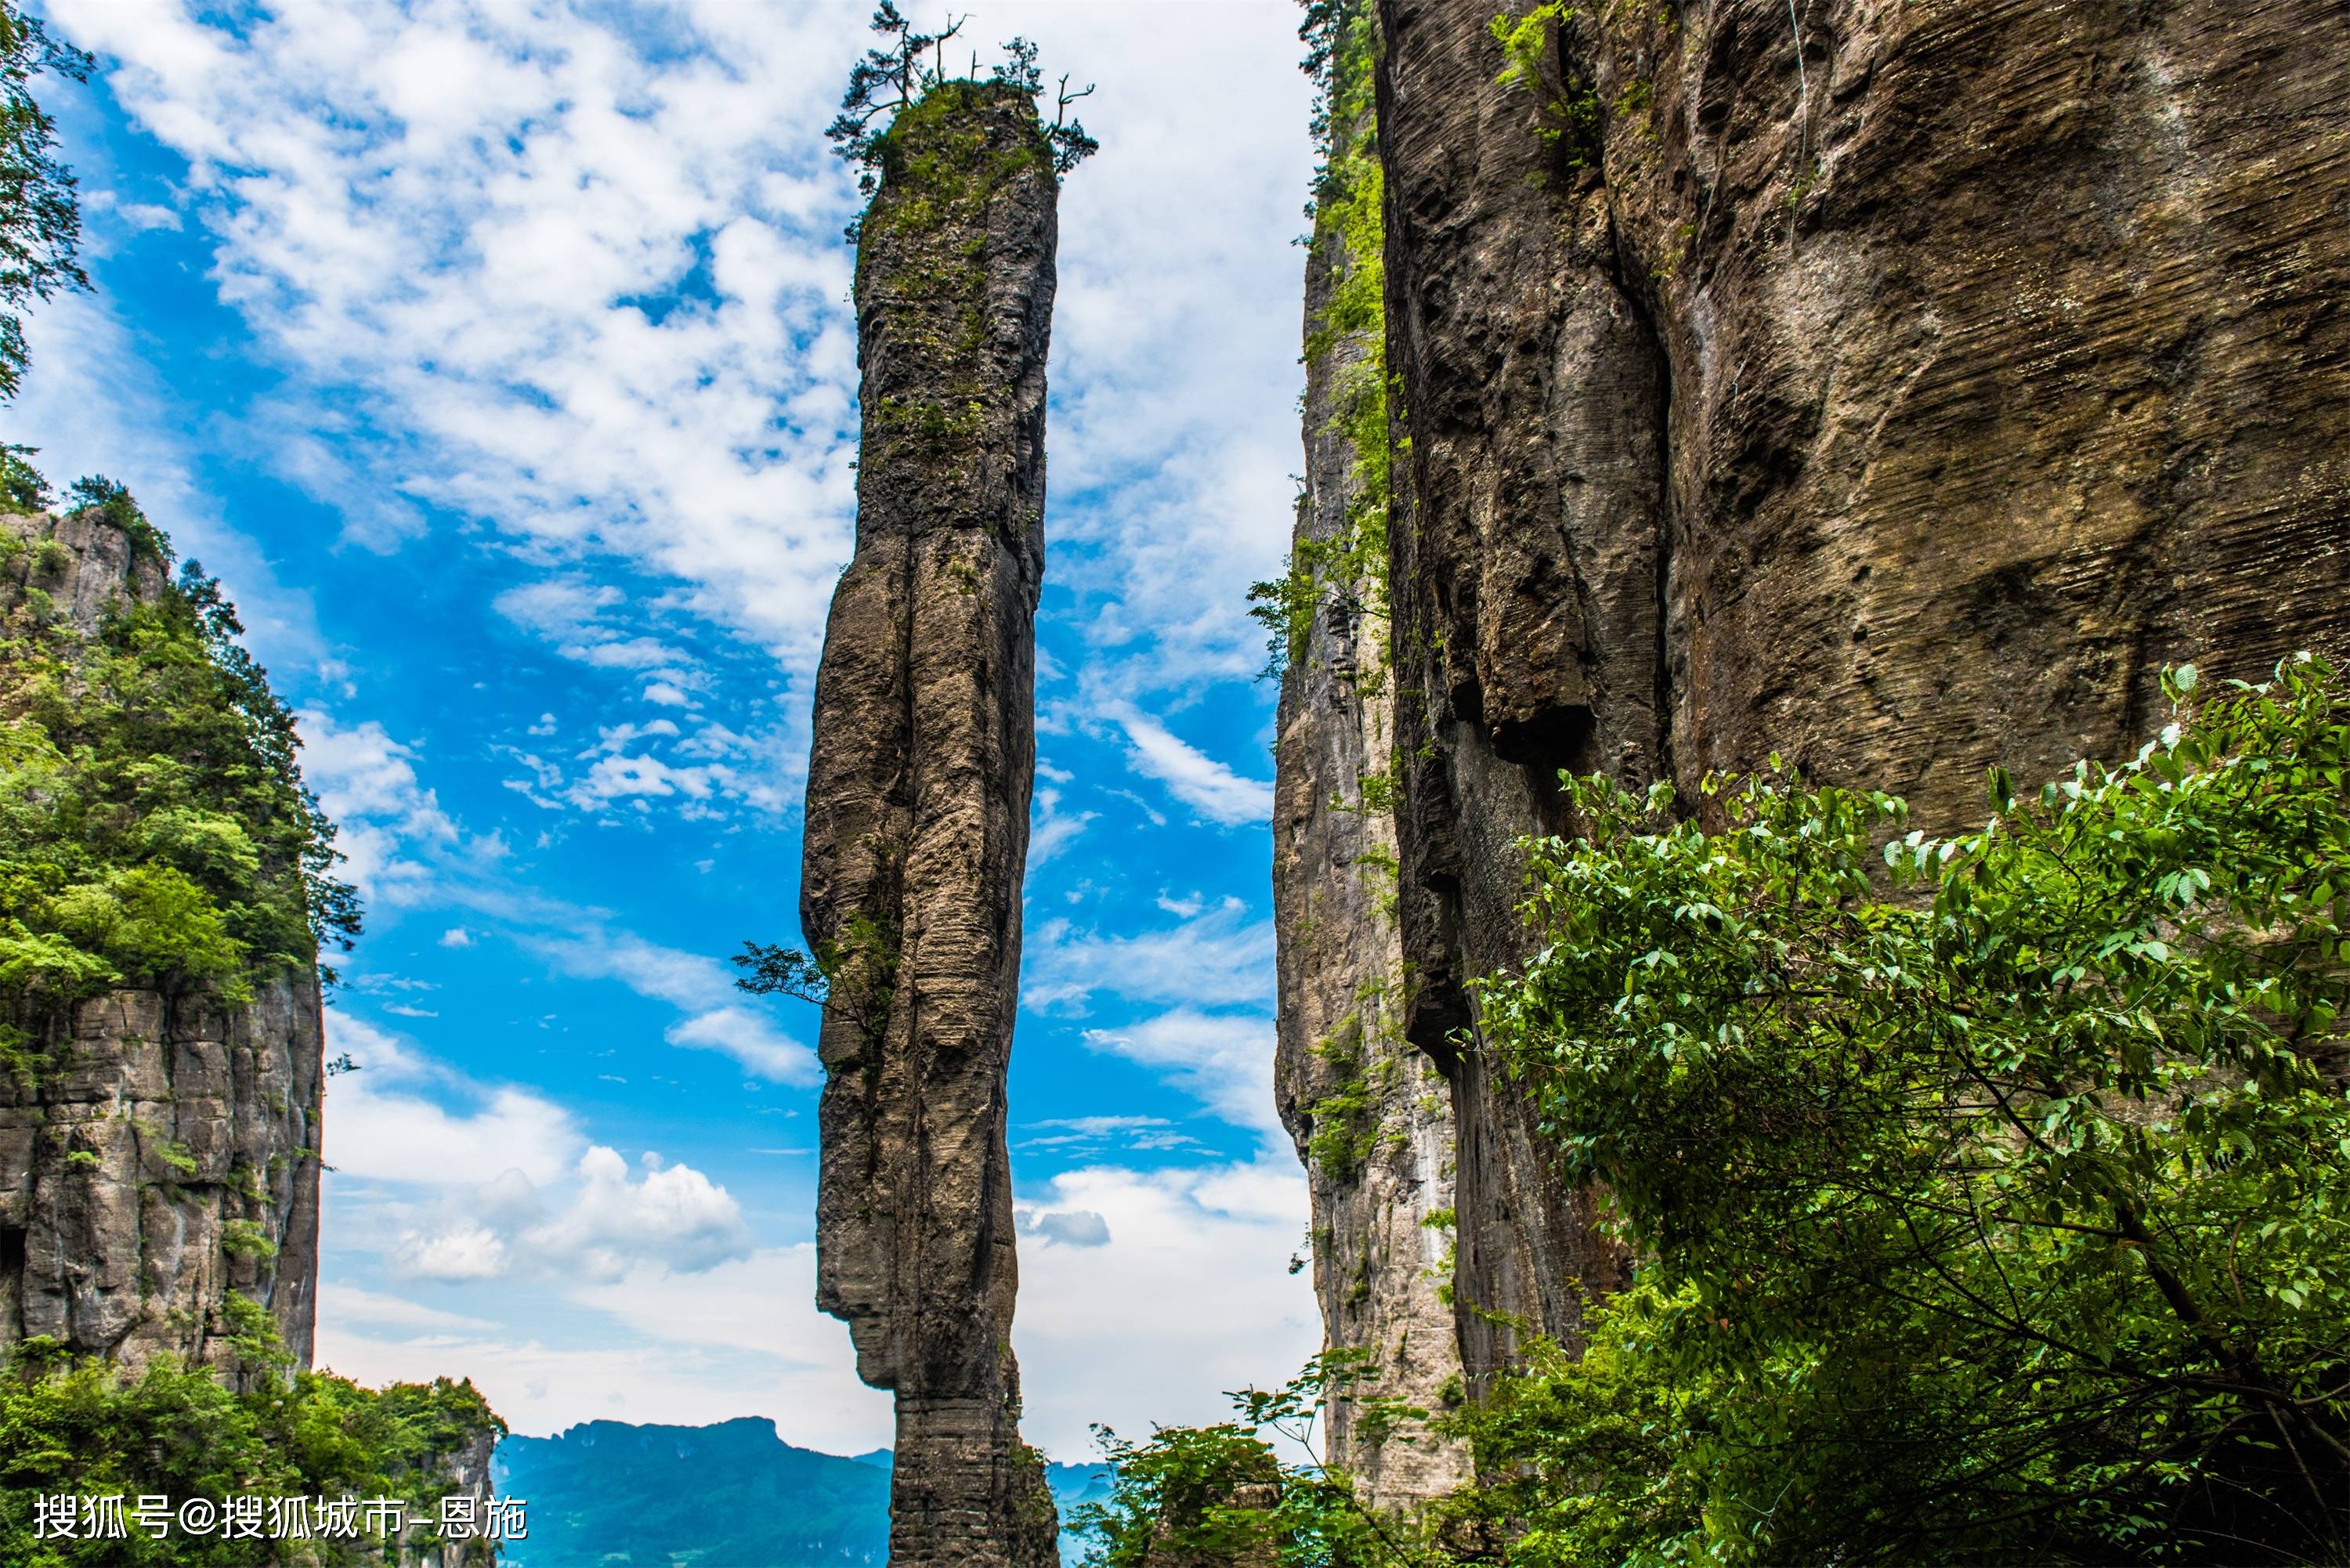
{"left": 1467, "top": 654, "right": 2350, "bottom": 1563}
{"left": 0, "top": 1324, "right": 501, "bottom": 1567}
{"left": 0, "top": 466, "right": 357, "bottom": 1080}
{"left": 1093, "top": 655, "right": 2350, "bottom": 1565}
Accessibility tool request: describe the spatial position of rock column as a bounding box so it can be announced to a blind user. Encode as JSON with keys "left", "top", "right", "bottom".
{"left": 799, "top": 79, "right": 1060, "bottom": 1568}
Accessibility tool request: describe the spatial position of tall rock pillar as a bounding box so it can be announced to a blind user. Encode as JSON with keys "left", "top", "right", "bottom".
{"left": 799, "top": 79, "right": 1061, "bottom": 1568}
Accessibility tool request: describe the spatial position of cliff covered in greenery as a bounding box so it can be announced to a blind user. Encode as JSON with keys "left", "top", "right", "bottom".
{"left": 1239, "top": 0, "right": 2350, "bottom": 1557}
{"left": 0, "top": 462, "right": 503, "bottom": 1563}
{"left": 0, "top": 464, "right": 349, "bottom": 1379}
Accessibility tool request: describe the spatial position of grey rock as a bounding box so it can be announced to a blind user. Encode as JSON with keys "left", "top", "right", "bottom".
{"left": 801, "top": 81, "right": 1062, "bottom": 1568}
{"left": 1271, "top": 69, "right": 1470, "bottom": 1508}
{"left": 1278, "top": 0, "right": 2350, "bottom": 1436}
{"left": 0, "top": 508, "right": 324, "bottom": 1383}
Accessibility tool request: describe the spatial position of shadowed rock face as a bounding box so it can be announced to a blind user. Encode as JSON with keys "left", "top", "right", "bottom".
{"left": 799, "top": 80, "right": 1060, "bottom": 1568}
{"left": 1364, "top": 0, "right": 2350, "bottom": 1386}
{"left": 0, "top": 508, "right": 323, "bottom": 1385}
{"left": 1271, "top": 53, "right": 1470, "bottom": 1505}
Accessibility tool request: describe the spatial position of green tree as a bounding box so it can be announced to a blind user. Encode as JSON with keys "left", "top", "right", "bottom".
{"left": 1075, "top": 1360, "right": 1434, "bottom": 1568}
{"left": 0, "top": 468, "right": 359, "bottom": 1080}
{"left": 1458, "top": 653, "right": 2350, "bottom": 1563}
{"left": 0, "top": 1329, "right": 502, "bottom": 1566}
{"left": 0, "top": 1, "right": 91, "bottom": 399}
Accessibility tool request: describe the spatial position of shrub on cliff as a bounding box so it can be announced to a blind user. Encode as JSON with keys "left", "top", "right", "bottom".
{"left": 0, "top": 467, "right": 357, "bottom": 1079}
{"left": 1459, "top": 652, "right": 2350, "bottom": 1563}
{"left": 1098, "top": 656, "right": 2350, "bottom": 1565}
{"left": 0, "top": 1324, "right": 502, "bottom": 1566}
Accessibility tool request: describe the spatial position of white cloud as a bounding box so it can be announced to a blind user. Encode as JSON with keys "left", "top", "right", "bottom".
{"left": 1014, "top": 1158, "right": 1318, "bottom": 1455}
{"left": 384, "top": 1143, "right": 753, "bottom": 1285}
{"left": 1111, "top": 706, "right": 1274, "bottom": 826}
{"left": 320, "top": 1283, "right": 494, "bottom": 1335}
{"left": 1029, "top": 785, "right": 1097, "bottom": 867}
{"left": 318, "top": 1245, "right": 894, "bottom": 1451}
{"left": 396, "top": 1219, "right": 509, "bottom": 1282}
{"left": 1082, "top": 1008, "right": 1283, "bottom": 1147}
{"left": 1023, "top": 1209, "right": 1112, "bottom": 1248}
{"left": 438, "top": 927, "right": 475, "bottom": 948}
{"left": 58, "top": 1, "right": 870, "bottom": 676}
{"left": 1023, "top": 898, "right": 1274, "bottom": 1013}
{"left": 526, "top": 927, "right": 818, "bottom": 1083}
{"left": 664, "top": 1006, "right": 818, "bottom": 1086}
{"left": 520, "top": 1145, "right": 753, "bottom": 1281}
{"left": 324, "top": 1013, "right": 582, "bottom": 1187}
{"left": 295, "top": 709, "right": 463, "bottom": 905}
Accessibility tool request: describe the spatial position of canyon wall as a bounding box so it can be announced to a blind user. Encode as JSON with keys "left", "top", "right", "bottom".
{"left": 1277, "top": 0, "right": 2350, "bottom": 1498}
{"left": 799, "top": 80, "right": 1061, "bottom": 1568}
{"left": 0, "top": 506, "right": 323, "bottom": 1382}
{"left": 1271, "top": 11, "right": 1470, "bottom": 1508}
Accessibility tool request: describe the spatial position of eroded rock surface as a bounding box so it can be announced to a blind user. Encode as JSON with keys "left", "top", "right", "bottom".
{"left": 1277, "top": 0, "right": 2350, "bottom": 1428}
{"left": 0, "top": 508, "right": 322, "bottom": 1382}
{"left": 1271, "top": 34, "right": 1470, "bottom": 1506}
{"left": 800, "top": 80, "right": 1061, "bottom": 1568}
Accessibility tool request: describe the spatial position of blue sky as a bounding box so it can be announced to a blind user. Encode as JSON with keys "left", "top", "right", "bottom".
{"left": 19, "top": 0, "right": 1321, "bottom": 1459}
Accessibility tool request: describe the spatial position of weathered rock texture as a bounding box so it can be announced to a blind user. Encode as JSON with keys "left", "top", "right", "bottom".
{"left": 0, "top": 508, "right": 322, "bottom": 1382}
{"left": 1277, "top": 0, "right": 2350, "bottom": 1457}
{"left": 800, "top": 79, "right": 1061, "bottom": 1568}
{"left": 1271, "top": 29, "right": 1470, "bottom": 1508}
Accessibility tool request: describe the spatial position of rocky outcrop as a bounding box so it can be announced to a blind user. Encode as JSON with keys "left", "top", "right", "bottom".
{"left": 1277, "top": 0, "right": 2350, "bottom": 1443}
{"left": 1271, "top": 10, "right": 1469, "bottom": 1509}
{"left": 0, "top": 508, "right": 322, "bottom": 1382}
{"left": 799, "top": 79, "right": 1061, "bottom": 1568}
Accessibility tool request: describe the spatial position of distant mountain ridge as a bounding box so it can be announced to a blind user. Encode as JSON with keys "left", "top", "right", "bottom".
{"left": 494, "top": 1418, "right": 1108, "bottom": 1567}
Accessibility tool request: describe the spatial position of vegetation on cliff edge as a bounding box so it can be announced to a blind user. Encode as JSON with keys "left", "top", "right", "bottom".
{"left": 0, "top": 459, "right": 358, "bottom": 1081}
{"left": 1090, "top": 655, "right": 2350, "bottom": 1565}
{"left": 1250, "top": 0, "right": 1390, "bottom": 684}
{"left": 1, "top": 1320, "right": 501, "bottom": 1567}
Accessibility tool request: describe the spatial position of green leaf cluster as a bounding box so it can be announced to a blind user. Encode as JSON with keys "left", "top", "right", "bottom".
{"left": 1488, "top": 5, "right": 1603, "bottom": 172}
{"left": 1076, "top": 1359, "right": 1423, "bottom": 1568}
{"left": 1454, "top": 652, "right": 2350, "bottom": 1562}
{"left": 0, "top": 1331, "right": 502, "bottom": 1568}
{"left": 0, "top": 1, "right": 92, "bottom": 401}
{"left": 1252, "top": 0, "right": 1390, "bottom": 685}
{"left": 0, "top": 469, "right": 358, "bottom": 1081}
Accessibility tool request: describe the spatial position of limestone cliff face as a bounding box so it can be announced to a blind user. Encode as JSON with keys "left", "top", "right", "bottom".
{"left": 799, "top": 80, "right": 1060, "bottom": 1568}
{"left": 1271, "top": 23, "right": 1469, "bottom": 1507}
{"left": 0, "top": 508, "right": 322, "bottom": 1382}
{"left": 1277, "top": 0, "right": 2350, "bottom": 1456}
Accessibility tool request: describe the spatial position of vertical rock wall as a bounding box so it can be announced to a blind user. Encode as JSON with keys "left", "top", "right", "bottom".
{"left": 1271, "top": 4, "right": 1469, "bottom": 1508}
{"left": 799, "top": 79, "right": 1061, "bottom": 1568}
{"left": 0, "top": 508, "right": 323, "bottom": 1382}
{"left": 1276, "top": 0, "right": 2350, "bottom": 1444}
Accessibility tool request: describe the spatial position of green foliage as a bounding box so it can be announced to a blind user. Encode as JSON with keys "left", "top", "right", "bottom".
{"left": 1490, "top": 5, "right": 1603, "bottom": 172}
{"left": 217, "top": 1219, "right": 275, "bottom": 1261}
{"left": 1306, "top": 1021, "right": 1388, "bottom": 1185}
{"left": 825, "top": 2, "right": 1095, "bottom": 238}
{"left": 1253, "top": 0, "right": 1390, "bottom": 685}
{"left": 0, "top": 1332, "right": 502, "bottom": 1567}
{"left": 0, "top": 443, "right": 49, "bottom": 512}
{"left": 0, "top": 468, "right": 358, "bottom": 1082}
{"left": 1455, "top": 653, "right": 2350, "bottom": 1562}
{"left": 734, "top": 912, "right": 901, "bottom": 1044}
{"left": 1076, "top": 1361, "right": 1419, "bottom": 1568}
{"left": 0, "top": 2, "right": 89, "bottom": 401}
